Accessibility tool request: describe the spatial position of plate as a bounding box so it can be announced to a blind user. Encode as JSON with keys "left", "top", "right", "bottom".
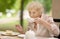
{"left": 18, "top": 34, "right": 25, "bottom": 37}
{"left": 1, "top": 32, "right": 20, "bottom": 36}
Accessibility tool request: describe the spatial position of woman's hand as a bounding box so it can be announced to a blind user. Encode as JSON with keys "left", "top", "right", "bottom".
{"left": 34, "top": 18, "right": 42, "bottom": 24}
{"left": 34, "top": 18, "right": 53, "bottom": 33}
{"left": 16, "top": 25, "right": 24, "bottom": 34}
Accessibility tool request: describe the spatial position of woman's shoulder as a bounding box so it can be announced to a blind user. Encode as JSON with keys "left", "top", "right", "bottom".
{"left": 42, "top": 14, "right": 53, "bottom": 21}
{"left": 43, "top": 13, "right": 53, "bottom": 18}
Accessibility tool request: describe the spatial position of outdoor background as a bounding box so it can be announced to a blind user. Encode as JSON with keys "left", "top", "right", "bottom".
{"left": 0, "top": 0, "right": 52, "bottom": 32}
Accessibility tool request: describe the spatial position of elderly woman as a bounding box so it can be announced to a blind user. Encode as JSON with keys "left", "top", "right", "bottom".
{"left": 16, "top": 2, "right": 59, "bottom": 37}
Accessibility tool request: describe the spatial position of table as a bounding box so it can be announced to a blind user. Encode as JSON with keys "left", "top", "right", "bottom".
{"left": 0, "top": 31, "right": 23, "bottom": 39}
{"left": 0, "top": 31, "right": 58, "bottom": 39}
{"left": 0, "top": 36, "right": 23, "bottom": 39}
{"left": 36, "top": 37, "right": 58, "bottom": 39}
{"left": 0, "top": 35, "right": 58, "bottom": 39}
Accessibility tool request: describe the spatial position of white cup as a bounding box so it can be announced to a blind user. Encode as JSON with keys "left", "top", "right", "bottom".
{"left": 24, "top": 30, "right": 36, "bottom": 39}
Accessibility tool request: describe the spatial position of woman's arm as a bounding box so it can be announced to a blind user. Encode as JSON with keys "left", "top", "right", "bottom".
{"left": 35, "top": 17, "right": 59, "bottom": 36}
{"left": 16, "top": 25, "right": 25, "bottom": 34}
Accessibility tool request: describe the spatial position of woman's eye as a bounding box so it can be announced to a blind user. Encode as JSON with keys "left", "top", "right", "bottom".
{"left": 33, "top": 12, "right": 35, "bottom": 14}
{"left": 29, "top": 11, "right": 31, "bottom": 13}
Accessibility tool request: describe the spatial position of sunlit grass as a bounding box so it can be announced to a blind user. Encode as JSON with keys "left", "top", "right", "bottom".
{"left": 0, "top": 19, "right": 28, "bottom": 32}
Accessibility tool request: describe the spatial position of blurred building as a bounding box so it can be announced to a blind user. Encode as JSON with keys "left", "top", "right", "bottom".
{"left": 52, "top": 0, "right": 60, "bottom": 28}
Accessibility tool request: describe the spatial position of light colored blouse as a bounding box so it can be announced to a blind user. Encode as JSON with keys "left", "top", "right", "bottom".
{"left": 27, "top": 14, "right": 59, "bottom": 37}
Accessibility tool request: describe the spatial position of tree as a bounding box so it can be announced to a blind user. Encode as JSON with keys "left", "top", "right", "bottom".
{"left": 0, "top": 0, "right": 16, "bottom": 14}
{"left": 43, "top": 0, "right": 52, "bottom": 13}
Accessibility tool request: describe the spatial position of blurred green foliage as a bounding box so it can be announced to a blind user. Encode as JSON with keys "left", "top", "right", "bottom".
{"left": 24, "top": 0, "right": 32, "bottom": 9}
{"left": 43, "top": 0, "right": 52, "bottom": 13}
{"left": 0, "top": 0, "right": 16, "bottom": 14}
{"left": 24, "top": 0, "right": 52, "bottom": 12}
{"left": 0, "top": 0, "right": 52, "bottom": 14}
{"left": 0, "top": 0, "right": 52, "bottom": 31}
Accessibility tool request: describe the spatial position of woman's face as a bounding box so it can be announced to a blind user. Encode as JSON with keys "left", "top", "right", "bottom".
{"left": 29, "top": 9, "right": 42, "bottom": 18}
